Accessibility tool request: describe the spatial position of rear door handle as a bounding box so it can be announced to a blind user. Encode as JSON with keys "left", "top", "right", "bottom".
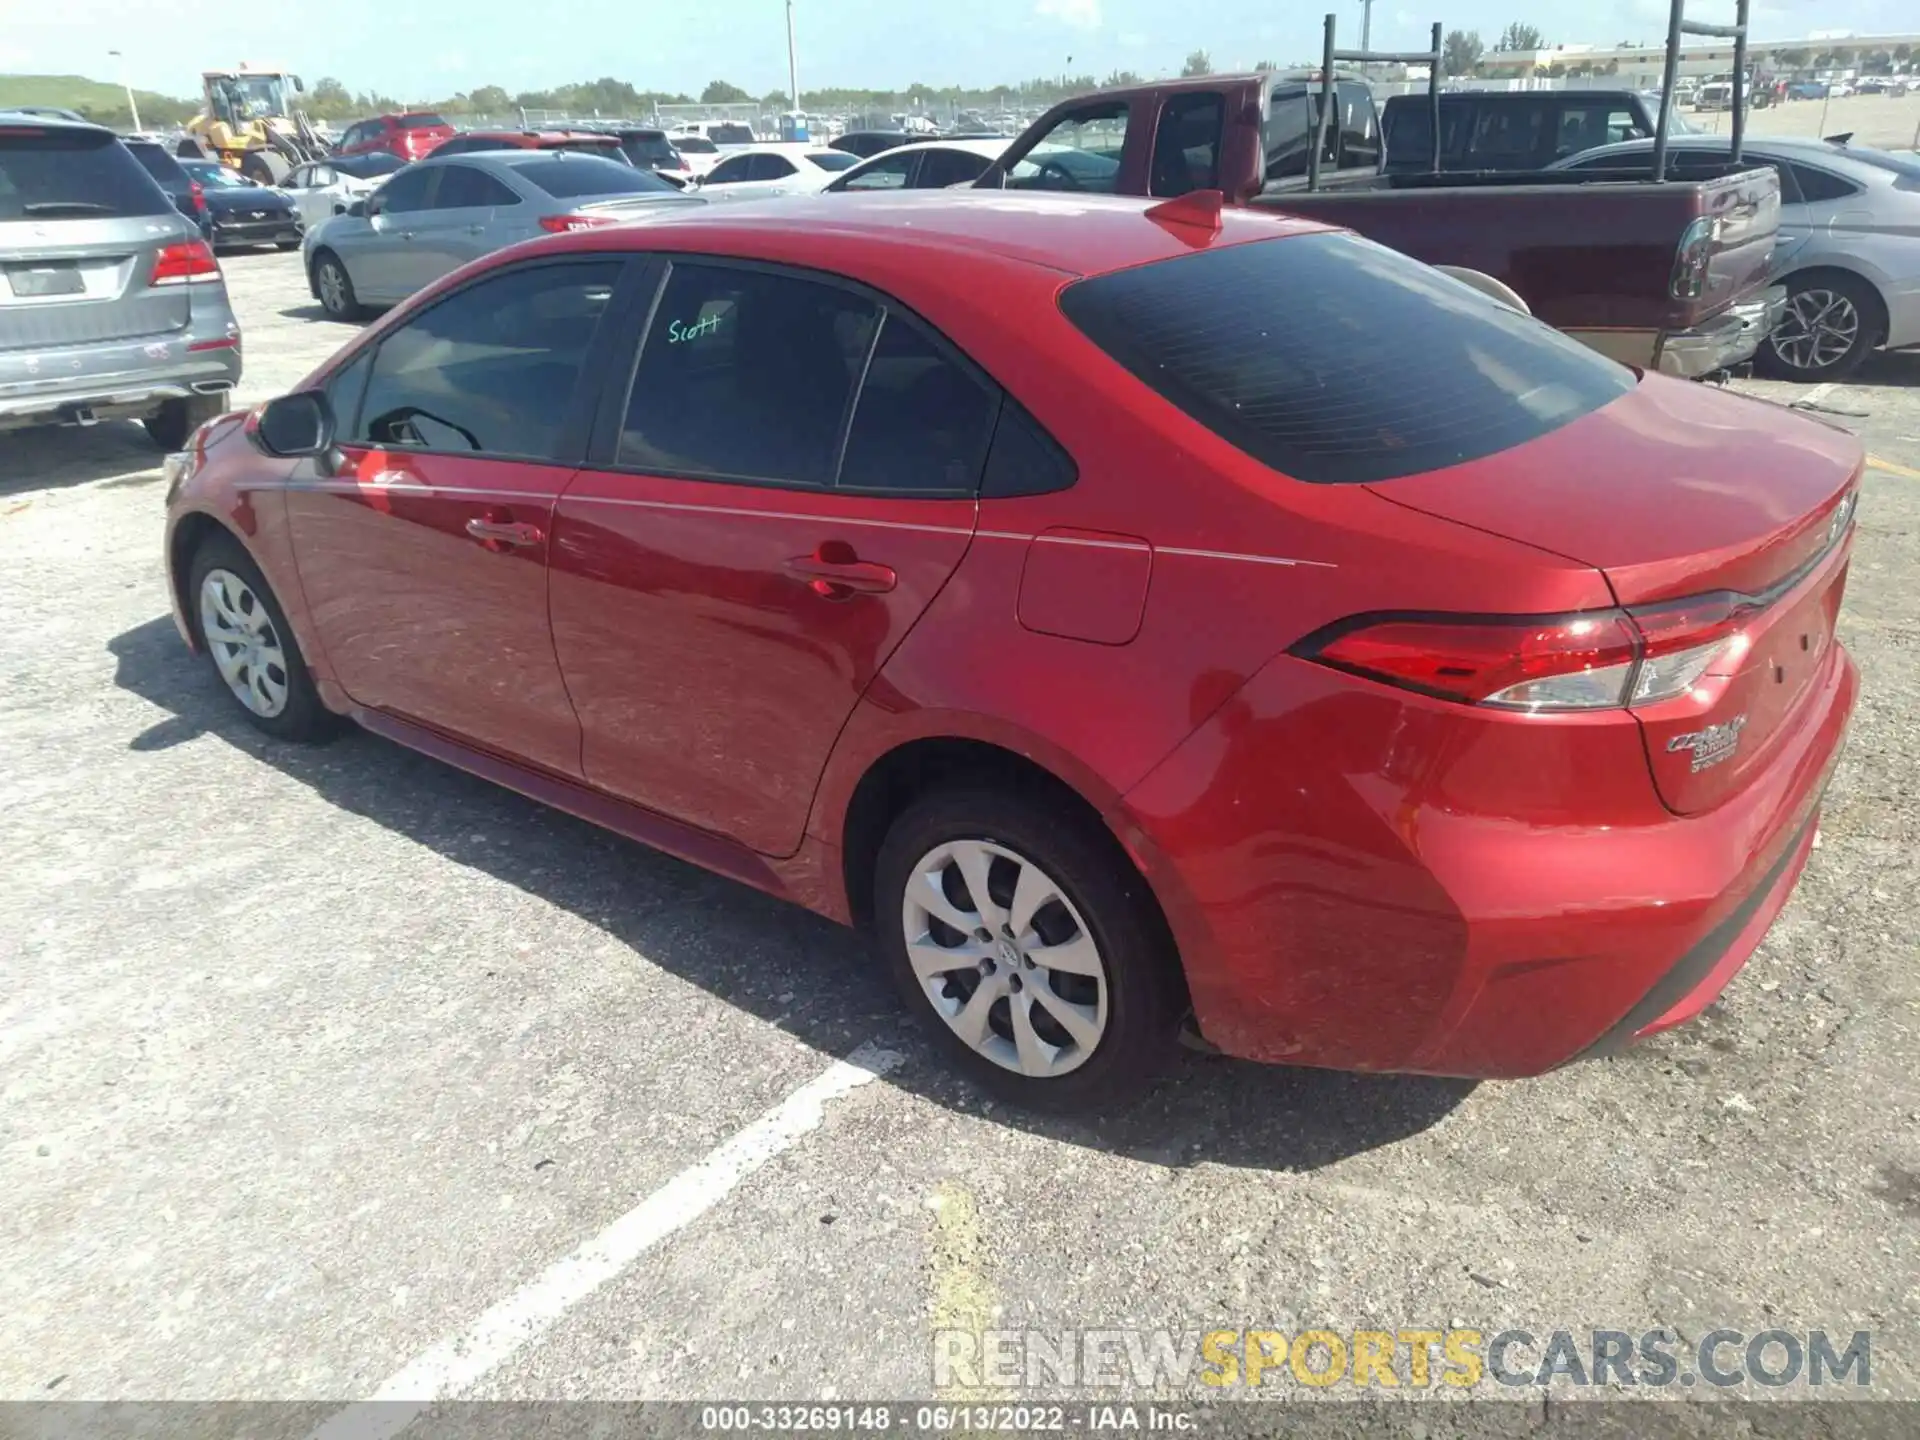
{"left": 784, "top": 552, "right": 896, "bottom": 597}
{"left": 466, "top": 223, "right": 486, "bottom": 234}
{"left": 466, "top": 516, "right": 543, "bottom": 549}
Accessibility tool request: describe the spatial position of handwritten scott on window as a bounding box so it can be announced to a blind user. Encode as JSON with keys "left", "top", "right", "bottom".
{"left": 668, "top": 314, "right": 722, "bottom": 344}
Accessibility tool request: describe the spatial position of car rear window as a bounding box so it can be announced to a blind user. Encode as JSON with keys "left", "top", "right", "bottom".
{"left": 1059, "top": 232, "right": 1635, "bottom": 485}
{"left": 401, "top": 114, "right": 449, "bottom": 129}
{"left": 0, "top": 127, "right": 172, "bottom": 220}
{"left": 675, "top": 136, "right": 718, "bottom": 154}
{"left": 805, "top": 151, "right": 857, "bottom": 171}
{"left": 710, "top": 124, "right": 755, "bottom": 146}
{"left": 513, "top": 154, "right": 678, "bottom": 197}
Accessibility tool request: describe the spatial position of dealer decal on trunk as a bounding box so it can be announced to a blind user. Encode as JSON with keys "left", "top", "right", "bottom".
{"left": 1667, "top": 715, "right": 1748, "bottom": 773}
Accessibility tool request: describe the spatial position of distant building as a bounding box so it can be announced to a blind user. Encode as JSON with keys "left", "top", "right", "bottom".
{"left": 1467, "top": 32, "right": 1919, "bottom": 87}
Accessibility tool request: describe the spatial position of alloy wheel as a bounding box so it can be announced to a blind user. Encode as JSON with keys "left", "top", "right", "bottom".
{"left": 1769, "top": 288, "right": 1860, "bottom": 373}
{"left": 317, "top": 261, "right": 347, "bottom": 315}
{"left": 199, "top": 568, "right": 291, "bottom": 718}
{"left": 900, "top": 839, "right": 1108, "bottom": 1079}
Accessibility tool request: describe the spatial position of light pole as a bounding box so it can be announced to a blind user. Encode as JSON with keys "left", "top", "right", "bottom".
{"left": 108, "top": 49, "right": 141, "bottom": 132}
{"left": 1358, "top": 0, "right": 1374, "bottom": 54}
{"left": 786, "top": 0, "right": 800, "bottom": 112}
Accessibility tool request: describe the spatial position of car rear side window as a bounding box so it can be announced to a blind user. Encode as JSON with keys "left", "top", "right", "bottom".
{"left": 401, "top": 114, "right": 449, "bottom": 130}
{"left": 1060, "top": 232, "right": 1634, "bottom": 485}
{"left": 1788, "top": 163, "right": 1859, "bottom": 203}
{"left": 620, "top": 262, "right": 880, "bottom": 486}
{"left": 353, "top": 261, "right": 620, "bottom": 461}
{"left": 0, "top": 129, "right": 171, "bottom": 220}
{"left": 514, "top": 155, "right": 674, "bottom": 197}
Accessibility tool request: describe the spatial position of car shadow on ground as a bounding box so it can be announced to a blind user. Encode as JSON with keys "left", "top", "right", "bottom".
{"left": 1, "top": 422, "right": 166, "bottom": 497}
{"left": 108, "top": 614, "right": 1475, "bottom": 1172}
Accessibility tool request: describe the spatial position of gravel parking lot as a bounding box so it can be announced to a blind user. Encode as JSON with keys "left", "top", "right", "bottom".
{"left": 3, "top": 251, "right": 1918, "bottom": 1420}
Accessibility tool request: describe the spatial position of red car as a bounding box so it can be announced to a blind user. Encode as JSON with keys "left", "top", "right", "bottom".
{"left": 161, "top": 193, "right": 1860, "bottom": 1111}
{"left": 330, "top": 112, "right": 455, "bottom": 162}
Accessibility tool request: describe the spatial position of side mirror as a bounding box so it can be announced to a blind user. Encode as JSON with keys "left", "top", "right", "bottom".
{"left": 253, "top": 391, "right": 335, "bottom": 458}
{"left": 334, "top": 202, "right": 349, "bottom": 215}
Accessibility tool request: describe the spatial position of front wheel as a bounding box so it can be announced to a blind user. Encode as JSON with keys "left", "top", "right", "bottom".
{"left": 1756, "top": 272, "right": 1881, "bottom": 382}
{"left": 312, "top": 250, "right": 364, "bottom": 321}
{"left": 873, "top": 789, "right": 1184, "bottom": 1112}
{"left": 187, "top": 533, "right": 340, "bottom": 742}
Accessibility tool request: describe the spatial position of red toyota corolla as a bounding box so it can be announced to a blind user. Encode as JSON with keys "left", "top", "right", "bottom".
{"left": 161, "top": 192, "right": 1860, "bottom": 1111}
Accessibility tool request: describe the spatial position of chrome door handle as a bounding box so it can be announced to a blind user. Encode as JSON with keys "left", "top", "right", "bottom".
{"left": 466, "top": 517, "right": 543, "bottom": 548}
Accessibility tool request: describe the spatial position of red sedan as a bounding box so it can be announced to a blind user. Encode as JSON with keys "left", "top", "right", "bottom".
{"left": 161, "top": 192, "right": 1860, "bottom": 1110}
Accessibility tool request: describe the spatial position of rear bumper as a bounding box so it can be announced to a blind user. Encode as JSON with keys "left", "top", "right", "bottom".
{"left": 0, "top": 345, "right": 242, "bottom": 433}
{"left": 1119, "top": 635, "right": 1857, "bottom": 1079}
{"left": 1658, "top": 285, "right": 1788, "bottom": 378}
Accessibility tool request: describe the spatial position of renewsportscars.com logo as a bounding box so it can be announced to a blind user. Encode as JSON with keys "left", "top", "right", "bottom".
{"left": 933, "top": 1328, "right": 1872, "bottom": 1391}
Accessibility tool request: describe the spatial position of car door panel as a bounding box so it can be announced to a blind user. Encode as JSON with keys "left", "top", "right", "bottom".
{"left": 286, "top": 450, "right": 585, "bottom": 774}
{"left": 549, "top": 474, "right": 975, "bottom": 854}
{"left": 283, "top": 258, "right": 630, "bottom": 775}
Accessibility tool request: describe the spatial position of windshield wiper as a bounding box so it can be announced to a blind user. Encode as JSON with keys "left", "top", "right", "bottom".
{"left": 22, "top": 201, "right": 117, "bottom": 215}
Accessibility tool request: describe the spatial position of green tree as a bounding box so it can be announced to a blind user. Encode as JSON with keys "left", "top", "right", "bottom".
{"left": 1442, "top": 29, "right": 1485, "bottom": 76}
{"left": 468, "top": 85, "right": 512, "bottom": 115}
{"left": 1102, "top": 69, "right": 1144, "bottom": 87}
{"left": 1181, "top": 49, "right": 1212, "bottom": 78}
{"left": 759, "top": 88, "right": 792, "bottom": 108}
{"left": 1495, "top": 22, "right": 1544, "bottom": 52}
{"left": 306, "top": 76, "right": 354, "bottom": 120}
{"left": 1773, "top": 48, "right": 1810, "bottom": 70}
{"left": 700, "top": 79, "right": 751, "bottom": 104}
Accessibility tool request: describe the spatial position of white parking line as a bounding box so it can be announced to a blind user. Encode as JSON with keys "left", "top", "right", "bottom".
{"left": 309, "top": 1041, "right": 904, "bottom": 1440}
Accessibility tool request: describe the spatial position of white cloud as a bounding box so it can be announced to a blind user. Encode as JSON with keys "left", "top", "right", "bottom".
{"left": 1037, "top": 0, "right": 1101, "bottom": 30}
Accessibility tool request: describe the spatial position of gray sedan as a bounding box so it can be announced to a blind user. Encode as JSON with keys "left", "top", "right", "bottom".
{"left": 1552, "top": 135, "right": 1920, "bottom": 381}
{"left": 300, "top": 150, "right": 696, "bottom": 320}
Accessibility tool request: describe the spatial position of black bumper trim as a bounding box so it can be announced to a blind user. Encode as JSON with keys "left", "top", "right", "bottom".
{"left": 1579, "top": 813, "right": 1815, "bottom": 1060}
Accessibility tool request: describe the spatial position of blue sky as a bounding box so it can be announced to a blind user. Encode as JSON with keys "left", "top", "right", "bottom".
{"left": 7, "top": 0, "right": 1912, "bottom": 100}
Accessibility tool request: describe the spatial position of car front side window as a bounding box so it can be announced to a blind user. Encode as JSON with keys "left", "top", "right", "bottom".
{"left": 352, "top": 261, "right": 622, "bottom": 460}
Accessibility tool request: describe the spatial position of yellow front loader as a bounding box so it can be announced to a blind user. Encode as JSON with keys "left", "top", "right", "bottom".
{"left": 179, "top": 65, "right": 328, "bottom": 184}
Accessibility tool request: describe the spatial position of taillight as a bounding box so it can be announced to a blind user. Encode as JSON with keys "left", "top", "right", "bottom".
{"left": 1670, "top": 215, "right": 1717, "bottom": 300}
{"left": 538, "top": 214, "right": 617, "bottom": 233}
{"left": 1302, "top": 601, "right": 1763, "bottom": 713}
{"left": 150, "top": 239, "right": 220, "bottom": 286}
{"left": 189, "top": 179, "right": 207, "bottom": 214}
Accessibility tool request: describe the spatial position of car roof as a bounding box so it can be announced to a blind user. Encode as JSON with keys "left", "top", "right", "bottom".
{"left": 849, "top": 138, "right": 1009, "bottom": 166}
{"left": 1559, "top": 135, "right": 1878, "bottom": 168}
{"left": 719, "top": 143, "right": 842, "bottom": 158}
{"left": 0, "top": 110, "right": 112, "bottom": 134}
{"left": 530, "top": 189, "right": 1333, "bottom": 278}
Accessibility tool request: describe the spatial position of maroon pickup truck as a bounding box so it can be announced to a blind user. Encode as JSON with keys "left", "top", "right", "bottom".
{"left": 977, "top": 72, "right": 1785, "bottom": 377}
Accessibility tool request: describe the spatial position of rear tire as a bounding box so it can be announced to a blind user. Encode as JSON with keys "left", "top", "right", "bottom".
{"left": 143, "top": 392, "right": 224, "bottom": 451}
{"left": 1756, "top": 271, "right": 1882, "bottom": 382}
{"left": 312, "top": 250, "right": 364, "bottom": 321}
{"left": 275, "top": 240, "right": 301, "bottom": 251}
{"left": 873, "top": 788, "right": 1184, "bottom": 1113}
{"left": 186, "top": 532, "right": 339, "bottom": 743}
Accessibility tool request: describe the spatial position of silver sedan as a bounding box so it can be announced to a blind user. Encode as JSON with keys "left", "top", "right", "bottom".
{"left": 300, "top": 150, "right": 697, "bottom": 320}
{"left": 1552, "top": 135, "right": 1920, "bottom": 381}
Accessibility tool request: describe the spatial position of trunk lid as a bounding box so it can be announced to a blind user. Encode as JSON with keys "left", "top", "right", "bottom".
{"left": 1371, "top": 376, "right": 1861, "bottom": 814}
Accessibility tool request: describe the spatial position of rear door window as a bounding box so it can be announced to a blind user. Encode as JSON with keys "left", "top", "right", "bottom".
{"left": 1149, "top": 93, "right": 1224, "bottom": 197}
{"left": 841, "top": 150, "right": 918, "bottom": 190}
{"left": 1059, "top": 232, "right": 1634, "bottom": 485}
{"left": 431, "top": 164, "right": 520, "bottom": 208}
{"left": 0, "top": 129, "right": 172, "bottom": 220}
{"left": 1006, "top": 102, "right": 1127, "bottom": 192}
{"left": 916, "top": 148, "right": 992, "bottom": 188}
{"left": 1262, "top": 84, "right": 1339, "bottom": 181}
{"left": 838, "top": 315, "right": 999, "bottom": 494}
{"left": 619, "top": 262, "right": 880, "bottom": 486}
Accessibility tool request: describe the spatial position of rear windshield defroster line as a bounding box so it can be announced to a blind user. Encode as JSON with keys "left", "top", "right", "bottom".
{"left": 1057, "top": 231, "right": 1636, "bottom": 486}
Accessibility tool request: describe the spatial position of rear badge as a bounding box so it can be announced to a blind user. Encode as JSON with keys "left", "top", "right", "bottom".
{"left": 1668, "top": 716, "right": 1748, "bottom": 773}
